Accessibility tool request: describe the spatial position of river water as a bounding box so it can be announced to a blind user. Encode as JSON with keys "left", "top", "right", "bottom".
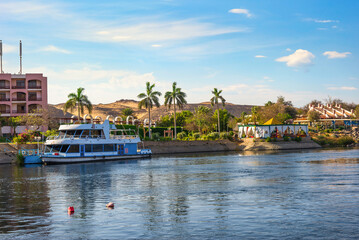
{"left": 1, "top": 149, "right": 359, "bottom": 239}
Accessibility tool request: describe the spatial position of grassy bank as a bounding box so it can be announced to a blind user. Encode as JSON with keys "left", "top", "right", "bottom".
{"left": 312, "top": 135, "right": 356, "bottom": 147}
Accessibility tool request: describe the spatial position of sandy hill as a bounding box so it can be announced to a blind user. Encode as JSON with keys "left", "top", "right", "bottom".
{"left": 52, "top": 99, "right": 254, "bottom": 121}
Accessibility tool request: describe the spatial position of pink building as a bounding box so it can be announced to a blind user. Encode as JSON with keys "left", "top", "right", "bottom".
{"left": 0, "top": 73, "right": 48, "bottom": 117}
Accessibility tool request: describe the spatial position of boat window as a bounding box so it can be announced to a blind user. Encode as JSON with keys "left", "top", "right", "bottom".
{"left": 85, "top": 144, "right": 92, "bottom": 152}
{"left": 66, "top": 130, "right": 76, "bottom": 136}
{"left": 51, "top": 145, "right": 62, "bottom": 152}
{"left": 93, "top": 144, "right": 103, "bottom": 152}
{"left": 104, "top": 144, "right": 115, "bottom": 152}
{"left": 60, "top": 145, "right": 70, "bottom": 153}
{"left": 82, "top": 130, "right": 90, "bottom": 137}
{"left": 91, "top": 130, "right": 103, "bottom": 138}
{"left": 67, "top": 145, "right": 79, "bottom": 153}
{"left": 45, "top": 146, "right": 52, "bottom": 153}
{"left": 59, "top": 131, "right": 66, "bottom": 136}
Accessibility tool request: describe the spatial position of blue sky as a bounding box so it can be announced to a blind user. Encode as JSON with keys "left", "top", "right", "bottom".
{"left": 1, "top": 0, "right": 358, "bottom": 106}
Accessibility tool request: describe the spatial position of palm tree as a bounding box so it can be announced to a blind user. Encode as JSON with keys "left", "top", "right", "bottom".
{"left": 210, "top": 88, "right": 226, "bottom": 133}
{"left": 138, "top": 82, "right": 162, "bottom": 139}
{"left": 164, "top": 82, "right": 187, "bottom": 139}
{"left": 251, "top": 106, "right": 259, "bottom": 125}
{"left": 63, "top": 87, "right": 92, "bottom": 123}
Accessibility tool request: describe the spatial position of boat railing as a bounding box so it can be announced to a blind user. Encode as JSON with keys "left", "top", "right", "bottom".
{"left": 46, "top": 135, "right": 106, "bottom": 140}
{"left": 109, "top": 135, "right": 139, "bottom": 140}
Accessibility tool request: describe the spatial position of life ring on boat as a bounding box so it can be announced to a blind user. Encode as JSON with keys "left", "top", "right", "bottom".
{"left": 35, "top": 151, "right": 37, "bottom": 155}
{"left": 21, "top": 150, "right": 26, "bottom": 155}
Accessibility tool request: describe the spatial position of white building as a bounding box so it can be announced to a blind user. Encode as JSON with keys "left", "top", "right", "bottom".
{"left": 238, "top": 124, "right": 308, "bottom": 139}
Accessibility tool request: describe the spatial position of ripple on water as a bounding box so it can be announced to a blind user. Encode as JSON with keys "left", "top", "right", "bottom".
{"left": 0, "top": 149, "right": 359, "bottom": 239}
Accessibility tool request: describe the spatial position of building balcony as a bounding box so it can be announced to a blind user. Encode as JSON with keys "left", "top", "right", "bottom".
{"left": 28, "top": 97, "right": 42, "bottom": 101}
{"left": 28, "top": 85, "right": 42, "bottom": 89}
{"left": 12, "top": 86, "right": 26, "bottom": 89}
{"left": 12, "top": 98, "right": 27, "bottom": 101}
{"left": 0, "top": 110, "right": 10, "bottom": 114}
{"left": 0, "top": 98, "right": 10, "bottom": 101}
{"left": 0, "top": 86, "right": 10, "bottom": 90}
{"left": 12, "top": 110, "right": 26, "bottom": 114}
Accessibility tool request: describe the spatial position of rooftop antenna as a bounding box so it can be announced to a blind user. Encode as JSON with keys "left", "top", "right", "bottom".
{"left": 0, "top": 40, "right": 3, "bottom": 73}
{"left": 19, "top": 40, "right": 22, "bottom": 74}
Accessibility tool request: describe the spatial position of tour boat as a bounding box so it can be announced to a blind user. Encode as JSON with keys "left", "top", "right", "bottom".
{"left": 41, "top": 120, "right": 151, "bottom": 163}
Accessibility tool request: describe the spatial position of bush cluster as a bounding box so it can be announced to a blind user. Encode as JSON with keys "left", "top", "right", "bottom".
{"left": 313, "top": 135, "right": 355, "bottom": 147}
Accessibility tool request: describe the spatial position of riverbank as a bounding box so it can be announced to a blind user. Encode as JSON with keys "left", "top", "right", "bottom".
{"left": 0, "top": 139, "right": 322, "bottom": 164}
{"left": 143, "top": 137, "right": 321, "bottom": 155}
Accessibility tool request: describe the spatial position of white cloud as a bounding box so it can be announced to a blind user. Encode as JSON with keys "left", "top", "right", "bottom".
{"left": 306, "top": 18, "right": 339, "bottom": 23}
{"left": 276, "top": 49, "right": 315, "bottom": 67}
{"left": 323, "top": 51, "right": 351, "bottom": 59}
{"left": 40, "top": 45, "right": 71, "bottom": 54}
{"left": 151, "top": 44, "right": 162, "bottom": 48}
{"left": 0, "top": 1, "right": 66, "bottom": 20}
{"left": 80, "top": 19, "right": 244, "bottom": 44}
{"left": 263, "top": 76, "right": 274, "bottom": 82}
{"left": 327, "top": 86, "right": 357, "bottom": 91}
{"left": 255, "top": 55, "right": 266, "bottom": 58}
{"left": 27, "top": 66, "right": 170, "bottom": 104}
{"left": 314, "top": 19, "right": 338, "bottom": 23}
{"left": 229, "top": 9, "right": 252, "bottom": 17}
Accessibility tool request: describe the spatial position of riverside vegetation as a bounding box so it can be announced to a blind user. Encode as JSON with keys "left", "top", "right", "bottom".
{"left": 2, "top": 86, "right": 358, "bottom": 149}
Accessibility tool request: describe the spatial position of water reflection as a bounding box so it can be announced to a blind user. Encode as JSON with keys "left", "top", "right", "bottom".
{"left": 0, "top": 149, "right": 358, "bottom": 239}
{"left": 0, "top": 165, "right": 50, "bottom": 234}
{"left": 305, "top": 158, "right": 359, "bottom": 165}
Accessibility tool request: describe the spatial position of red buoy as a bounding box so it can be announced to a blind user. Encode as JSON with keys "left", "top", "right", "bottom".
{"left": 68, "top": 206, "right": 75, "bottom": 214}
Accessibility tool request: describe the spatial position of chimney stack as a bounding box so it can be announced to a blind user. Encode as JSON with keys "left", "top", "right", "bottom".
{"left": 0, "top": 40, "right": 3, "bottom": 73}
{"left": 19, "top": 40, "right": 22, "bottom": 74}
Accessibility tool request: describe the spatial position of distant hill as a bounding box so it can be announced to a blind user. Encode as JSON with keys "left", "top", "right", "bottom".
{"left": 52, "top": 99, "right": 254, "bottom": 121}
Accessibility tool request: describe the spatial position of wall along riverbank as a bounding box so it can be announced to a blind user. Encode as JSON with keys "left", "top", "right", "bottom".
{"left": 0, "top": 139, "right": 321, "bottom": 164}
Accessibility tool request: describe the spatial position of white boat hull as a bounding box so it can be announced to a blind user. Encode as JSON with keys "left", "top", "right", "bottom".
{"left": 42, "top": 153, "right": 151, "bottom": 164}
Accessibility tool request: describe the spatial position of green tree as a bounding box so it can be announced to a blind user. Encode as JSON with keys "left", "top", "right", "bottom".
{"left": 121, "top": 108, "right": 134, "bottom": 118}
{"left": 307, "top": 110, "right": 321, "bottom": 123}
{"left": 251, "top": 106, "right": 259, "bottom": 124}
{"left": 240, "top": 111, "right": 248, "bottom": 124}
{"left": 63, "top": 87, "right": 92, "bottom": 122}
{"left": 354, "top": 105, "right": 359, "bottom": 119}
{"left": 257, "top": 96, "right": 297, "bottom": 124}
{"left": 138, "top": 82, "right": 162, "bottom": 139}
{"left": 164, "top": 82, "right": 187, "bottom": 139}
{"left": 176, "top": 110, "right": 193, "bottom": 127}
{"left": 213, "top": 109, "right": 233, "bottom": 132}
{"left": 210, "top": 88, "right": 226, "bottom": 133}
{"left": 185, "top": 106, "right": 214, "bottom": 133}
{"left": 8, "top": 117, "right": 21, "bottom": 136}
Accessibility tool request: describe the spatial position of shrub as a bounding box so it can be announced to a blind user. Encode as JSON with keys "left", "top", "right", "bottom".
{"left": 207, "top": 132, "right": 220, "bottom": 140}
{"left": 177, "top": 132, "right": 187, "bottom": 140}
{"left": 294, "top": 136, "right": 302, "bottom": 142}
{"left": 337, "top": 136, "right": 355, "bottom": 146}
{"left": 219, "top": 132, "right": 228, "bottom": 139}
{"left": 283, "top": 136, "right": 290, "bottom": 141}
{"left": 13, "top": 131, "right": 34, "bottom": 144}
{"left": 16, "top": 153, "right": 25, "bottom": 166}
{"left": 265, "top": 137, "right": 271, "bottom": 142}
{"left": 193, "top": 133, "right": 201, "bottom": 140}
{"left": 152, "top": 132, "right": 161, "bottom": 140}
